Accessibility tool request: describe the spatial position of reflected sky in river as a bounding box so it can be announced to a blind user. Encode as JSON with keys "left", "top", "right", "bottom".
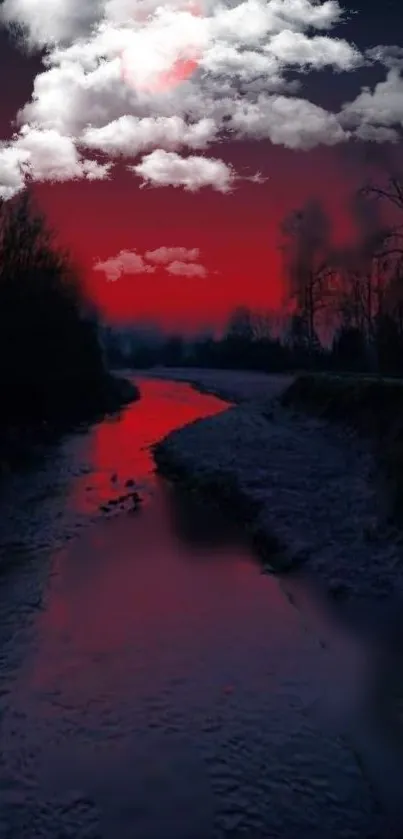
{"left": 0, "top": 379, "right": 403, "bottom": 837}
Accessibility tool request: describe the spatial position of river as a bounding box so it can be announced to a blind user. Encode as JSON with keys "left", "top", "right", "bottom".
{"left": 0, "top": 377, "right": 401, "bottom": 838}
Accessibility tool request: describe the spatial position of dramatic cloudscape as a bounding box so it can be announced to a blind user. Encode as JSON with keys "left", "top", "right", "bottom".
{"left": 0, "top": 0, "right": 401, "bottom": 327}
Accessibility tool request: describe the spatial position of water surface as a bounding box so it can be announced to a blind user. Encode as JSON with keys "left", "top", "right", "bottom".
{"left": 0, "top": 378, "right": 400, "bottom": 838}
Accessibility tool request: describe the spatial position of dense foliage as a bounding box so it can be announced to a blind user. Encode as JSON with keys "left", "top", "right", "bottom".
{"left": 0, "top": 190, "right": 134, "bottom": 430}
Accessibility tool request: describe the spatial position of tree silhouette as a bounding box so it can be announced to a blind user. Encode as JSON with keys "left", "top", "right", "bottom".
{"left": 0, "top": 189, "right": 114, "bottom": 427}
{"left": 280, "top": 199, "right": 331, "bottom": 352}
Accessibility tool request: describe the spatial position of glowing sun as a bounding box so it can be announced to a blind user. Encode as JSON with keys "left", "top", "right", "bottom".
{"left": 121, "top": 1, "right": 203, "bottom": 94}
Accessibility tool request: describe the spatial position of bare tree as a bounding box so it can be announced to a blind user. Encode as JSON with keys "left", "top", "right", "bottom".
{"left": 350, "top": 177, "right": 403, "bottom": 369}
{"left": 249, "top": 310, "right": 275, "bottom": 342}
{"left": 360, "top": 173, "right": 403, "bottom": 276}
{"left": 362, "top": 172, "right": 403, "bottom": 214}
{"left": 280, "top": 199, "right": 332, "bottom": 351}
{"left": 225, "top": 306, "right": 254, "bottom": 342}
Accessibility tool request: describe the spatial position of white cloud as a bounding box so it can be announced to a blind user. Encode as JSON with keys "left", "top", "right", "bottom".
{"left": 340, "top": 69, "right": 403, "bottom": 132}
{"left": 82, "top": 158, "right": 114, "bottom": 179}
{"left": 0, "top": 126, "right": 112, "bottom": 199}
{"left": 265, "top": 30, "right": 359, "bottom": 71}
{"left": 354, "top": 124, "right": 400, "bottom": 144}
{"left": 0, "top": 0, "right": 400, "bottom": 196}
{"left": 231, "top": 93, "right": 348, "bottom": 148}
{"left": 200, "top": 34, "right": 358, "bottom": 82}
{"left": 366, "top": 45, "right": 403, "bottom": 72}
{"left": 0, "top": 144, "right": 30, "bottom": 200}
{"left": 94, "top": 248, "right": 155, "bottom": 280}
{"left": 82, "top": 115, "right": 216, "bottom": 156}
{"left": 0, "top": 0, "right": 102, "bottom": 47}
{"left": 207, "top": 0, "right": 344, "bottom": 43}
{"left": 166, "top": 260, "right": 207, "bottom": 276}
{"left": 118, "top": 7, "right": 208, "bottom": 93}
{"left": 0, "top": 0, "right": 344, "bottom": 51}
{"left": 94, "top": 243, "right": 208, "bottom": 279}
{"left": 145, "top": 246, "right": 200, "bottom": 263}
{"left": 131, "top": 149, "right": 235, "bottom": 191}
{"left": 14, "top": 125, "right": 111, "bottom": 181}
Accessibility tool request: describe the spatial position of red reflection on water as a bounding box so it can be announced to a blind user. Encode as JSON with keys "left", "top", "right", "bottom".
{"left": 70, "top": 377, "right": 228, "bottom": 514}
{"left": 23, "top": 377, "right": 302, "bottom": 724}
{"left": 25, "top": 379, "right": 236, "bottom": 700}
{"left": 27, "top": 510, "right": 290, "bottom": 712}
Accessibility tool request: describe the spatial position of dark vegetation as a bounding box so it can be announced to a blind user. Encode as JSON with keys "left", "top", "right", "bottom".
{"left": 104, "top": 173, "right": 403, "bottom": 379}
{"left": 0, "top": 190, "right": 137, "bottom": 472}
{"left": 112, "top": 171, "right": 403, "bottom": 526}
{"left": 103, "top": 303, "right": 403, "bottom": 376}
{"left": 282, "top": 373, "right": 403, "bottom": 522}
{"left": 274, "top": 174, "right": 403, "bottom": 523}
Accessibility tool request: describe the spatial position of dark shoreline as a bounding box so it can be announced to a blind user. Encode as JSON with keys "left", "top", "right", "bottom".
{"left": 153, "top": 433, "right": 296, "bottom": 575}
{"left": 0, "top": 373, "right": 139, "bottom": 477}
{"left": 281, "top": 374, "right": 403, "bottom": 523}
{"left": 151, "top": 371, "right": 403, "bottom": 620}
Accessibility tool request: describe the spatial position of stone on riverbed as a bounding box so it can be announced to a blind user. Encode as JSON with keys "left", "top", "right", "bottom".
{"left": 99, "top": 489, "right": 141, "bottom": 516}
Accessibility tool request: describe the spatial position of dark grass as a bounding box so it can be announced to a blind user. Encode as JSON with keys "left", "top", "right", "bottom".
{"left": 281, "top": 373, "right": 403, "bottom": 521}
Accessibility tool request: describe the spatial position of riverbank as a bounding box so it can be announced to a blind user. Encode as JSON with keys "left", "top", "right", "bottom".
{"left": 153, "top": 369, "right": 403, "bottom": 606}
{"left": 146, "top": 366, "right": 292, "bottom": 404}
{"left": 282, "top": 373, "right": 403, "bottom": 521}
{"left": 0, "top": 371, "right": 139, "bottom": 476}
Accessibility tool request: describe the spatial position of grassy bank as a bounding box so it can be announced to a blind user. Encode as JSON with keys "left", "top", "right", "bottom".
{"left": 281, "top": 374, "right": 403, "bottom": 520}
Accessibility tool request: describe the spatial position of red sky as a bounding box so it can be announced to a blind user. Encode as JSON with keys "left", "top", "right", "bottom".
{"left": 29, "top": 142, "right": 374, "bottom": 330}
{"left": 0, "top": 2, "right": 402, "bottom": 331}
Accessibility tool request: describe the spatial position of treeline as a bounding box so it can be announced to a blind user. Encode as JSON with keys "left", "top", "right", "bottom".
{"left": 102, "top": 310, "right": 291, "bottom": 372}
{"left": 279, "top": 174, "right": 403, "bottom": 375}
{"left": 103, "top": 302, "right": 403, "bottom": 377}
{"left": 104, "top": 171, "right": 403, "bottom": 377}
{"left": 0, "top": 190, "right": 136, "bottom": 439}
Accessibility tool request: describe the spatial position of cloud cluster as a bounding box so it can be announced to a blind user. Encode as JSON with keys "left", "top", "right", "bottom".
{"left": 94, "top": 245, "right": 207, "bottom": 280}
{"left": 0, "top": 0, "right": 401, "bottom": 198}
{"left": 0, "top": 125, "right": 112, "bottom": 200}
{"left": 131, "top": 149, "right": 234, "bottom": 191}
{"left": 340, "top": 68, "right": 403, "bottom": 144}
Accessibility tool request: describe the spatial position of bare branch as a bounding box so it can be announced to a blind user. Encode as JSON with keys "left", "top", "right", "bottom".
{"left": 374, "top": 249, "right": 403, "bottom": 259}
{"left": 361, "top": 183, "right": 403, "bottom": 211}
